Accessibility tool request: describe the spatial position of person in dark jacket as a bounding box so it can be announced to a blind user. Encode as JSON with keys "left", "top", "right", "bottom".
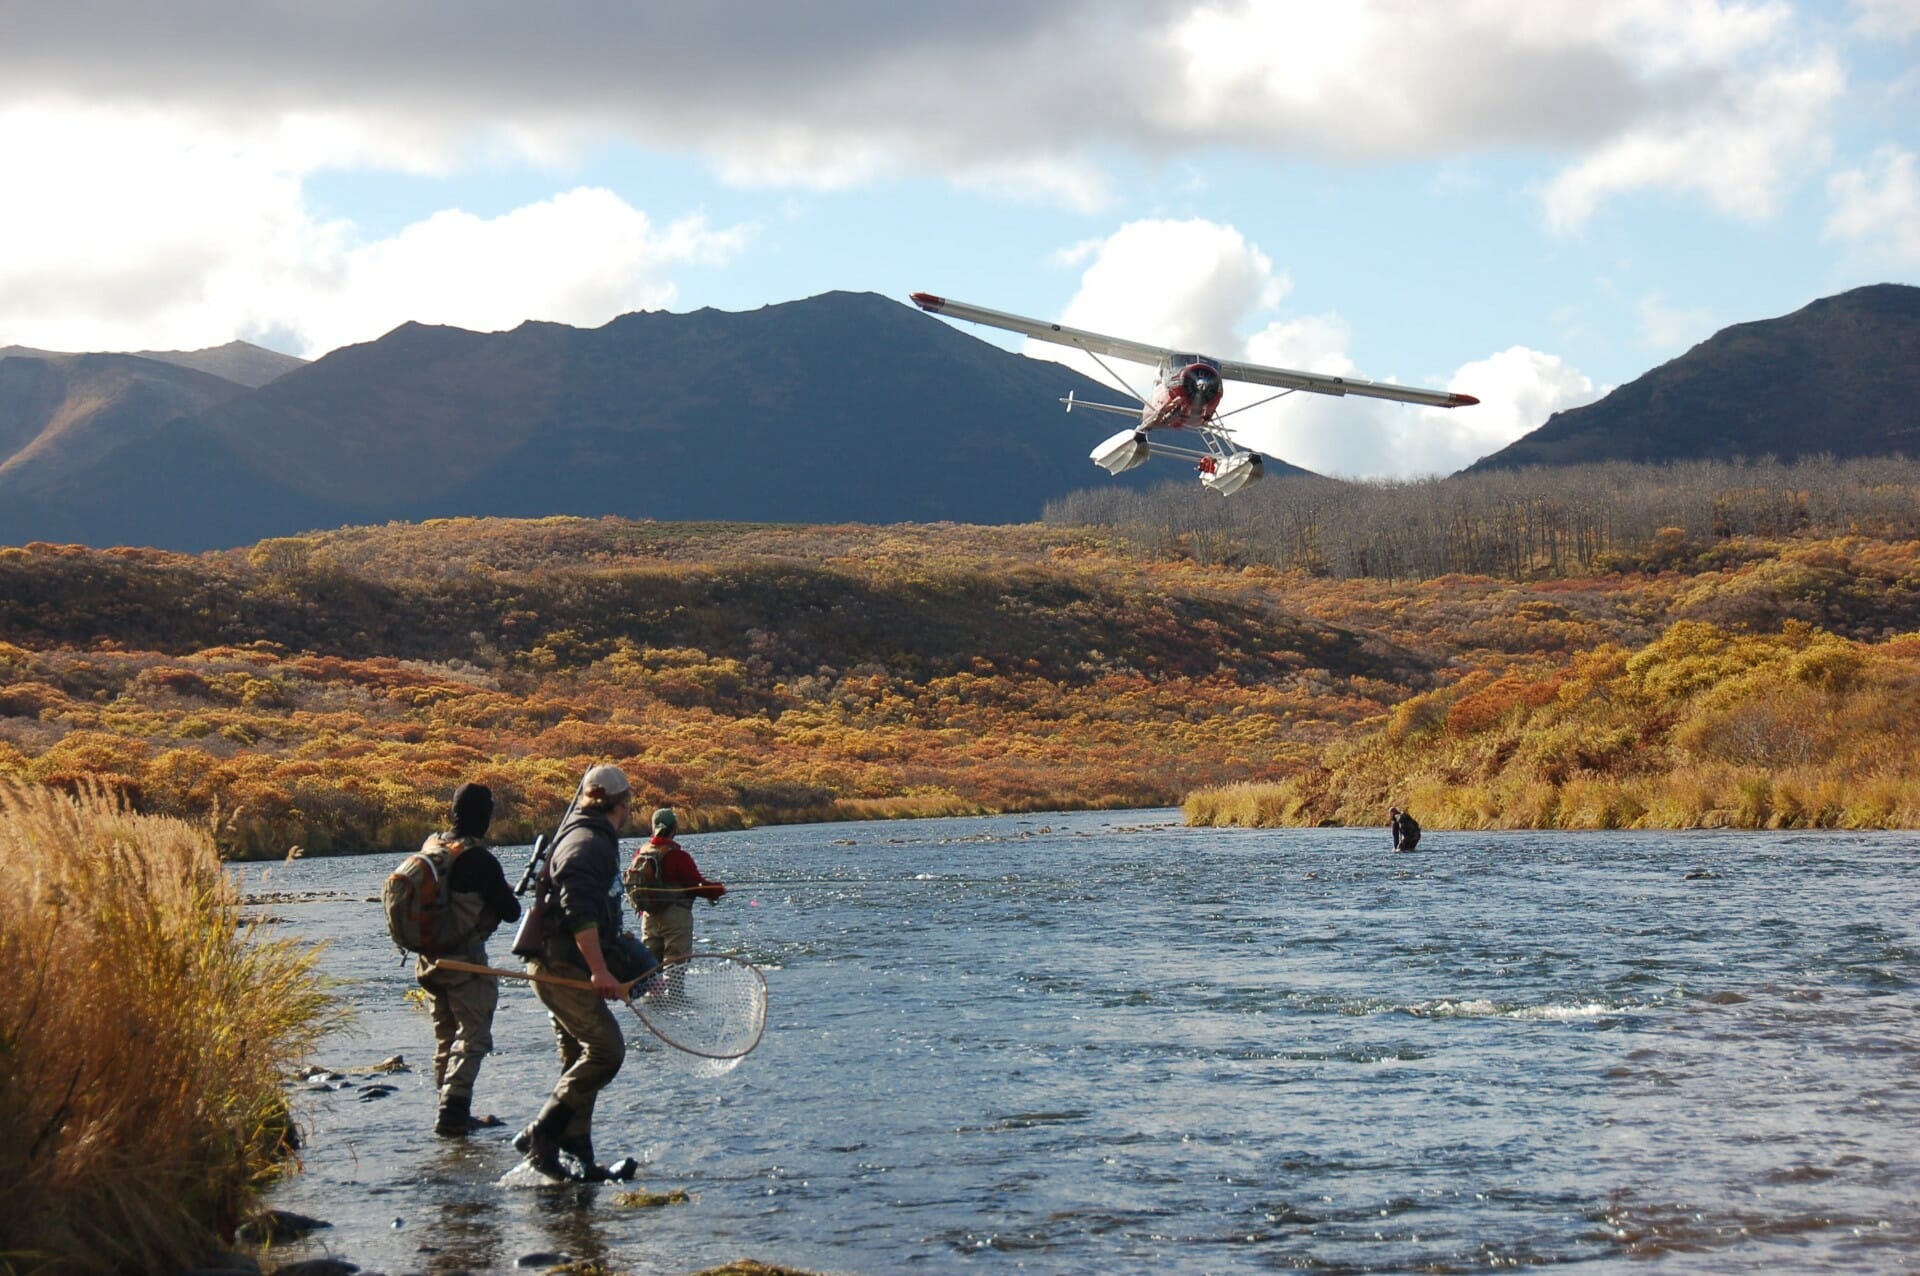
{"left": 417, "top": 781, "right": 521, "bottom": 1137}
{"left": 515, "top": 764, "right": 652, "bottom": 1182}
{"left": 1389, "top": 806, "right": 1422, "bottom": 852}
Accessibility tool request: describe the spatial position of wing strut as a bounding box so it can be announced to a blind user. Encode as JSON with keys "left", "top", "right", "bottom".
{"left": 1082, "top": 347, "right": 1147, "bottom": 405}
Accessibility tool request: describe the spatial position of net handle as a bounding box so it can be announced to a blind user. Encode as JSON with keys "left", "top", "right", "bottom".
{"left": 433, "top": 956, "right": 648, "bottom": 997}
{"left": 430, "top": 955, "right": 767, "bottom": 1060}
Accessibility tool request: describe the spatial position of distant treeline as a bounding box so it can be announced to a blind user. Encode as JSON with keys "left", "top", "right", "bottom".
{"left": 1045, "top": 457, "right": 1920, "bottom": 580}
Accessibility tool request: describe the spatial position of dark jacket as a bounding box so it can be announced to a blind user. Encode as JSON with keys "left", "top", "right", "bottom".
{"left": 445, "top": 839, "right": 523, "bottom": 932}
{"left": 541, "top": 809, "right": 626, "bottom": 968}
{"left": 1391, "top": 811, "right": 1422, "bottom": 850}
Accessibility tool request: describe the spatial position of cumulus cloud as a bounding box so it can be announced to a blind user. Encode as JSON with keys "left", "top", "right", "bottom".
{"left": 1826, "top": 145, "right": 1920, "bottom": 267}
{"left": 1234, "top": 340, "right": 1600, "bottom": 479}
{"left": 1018, "top": 218, "right": 1594, "bottom": 479}
{"left": 0, "top": 104, "right": 750, "bottom": 355}
{"left": 288, "top": 190, "right": 751, "bottom": 356}
{"left": 1056, "top": 220, "right": 1288, "bottom": 354}
{"left": 1409, "top": 348, "right": 1601, "bottom": 475}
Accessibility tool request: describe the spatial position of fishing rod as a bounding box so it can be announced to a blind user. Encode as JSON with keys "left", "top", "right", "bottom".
{"left": 719, "top": 876, "right": 1033, "bottom": 886}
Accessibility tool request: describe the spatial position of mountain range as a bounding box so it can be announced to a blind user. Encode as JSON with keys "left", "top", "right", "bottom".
{"left": 1465, "top": 283, "right": 1920, "bottom": 472}
{"left": 2, "top": 284, "right": 1915, "bottom": 551}
{"left": 0, "top": 293, "right": 1209, "bottom": 551}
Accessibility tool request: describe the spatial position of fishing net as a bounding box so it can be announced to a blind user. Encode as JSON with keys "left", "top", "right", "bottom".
{"left": 623, "top": 953, "right": 767, "bottom": 1062}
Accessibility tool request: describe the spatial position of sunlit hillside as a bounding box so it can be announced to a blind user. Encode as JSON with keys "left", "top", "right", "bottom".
{"left": 5, "top": 463, "right": 1920, "bottom": 854}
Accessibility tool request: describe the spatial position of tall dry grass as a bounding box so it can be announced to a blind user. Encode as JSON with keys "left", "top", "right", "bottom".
{"left": 0, "top": 782, "right": 342, "bottom": 1274}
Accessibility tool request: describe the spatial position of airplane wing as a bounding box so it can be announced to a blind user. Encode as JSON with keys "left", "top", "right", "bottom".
{"left": 911, "top": 293, "right": 1172, "bottom": 367}
{"left": 912, "top": 291, "right": 1478, "bottom": 410}
{"left": 1214, "top": 357, "right": 1478, "bottom": 408}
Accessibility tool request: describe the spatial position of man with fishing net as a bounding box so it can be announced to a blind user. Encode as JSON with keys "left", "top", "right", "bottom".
{"left": 514, "top": 764, "right": 657, "bottom": 1182}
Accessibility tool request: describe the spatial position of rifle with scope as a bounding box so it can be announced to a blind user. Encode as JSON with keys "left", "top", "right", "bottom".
{"left": 508, "top": 781, "right": 583, "bottom": 958}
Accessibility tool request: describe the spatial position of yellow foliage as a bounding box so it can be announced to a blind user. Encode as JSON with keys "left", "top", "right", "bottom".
{"left": 0, "top": 782, "right": 341, "bottom": 1271}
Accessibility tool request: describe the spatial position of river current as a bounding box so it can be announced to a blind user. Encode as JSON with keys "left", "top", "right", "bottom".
{"left": 253, "top": 812, "right": 1920, "bottom": 1274}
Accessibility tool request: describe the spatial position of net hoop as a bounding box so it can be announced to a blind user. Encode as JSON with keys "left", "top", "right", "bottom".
{"left": 622, "top": 952, "right": 768, "bottom": 1060}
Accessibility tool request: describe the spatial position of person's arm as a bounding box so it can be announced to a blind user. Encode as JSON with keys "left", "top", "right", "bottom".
{"left": 472, "top": 849, "right": 522, "bottom": 923}
{"left": 571, "top": 924, "right": 622, "bottom": 999}
{"left": 668, "top": 844, "right": 727, "bottom": 901}
{"left": 549, "top": 831, "right": 619, "bottom": 995}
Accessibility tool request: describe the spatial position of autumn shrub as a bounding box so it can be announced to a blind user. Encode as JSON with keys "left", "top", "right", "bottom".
{"left": 1190, "top": 621, "right": 1920, "bottom": 831}
{"left": 0, "top": 782, "right": 341, "bottom": 1273}
{"left": 10, "top": 521, "right": 1920, "bottom": 845}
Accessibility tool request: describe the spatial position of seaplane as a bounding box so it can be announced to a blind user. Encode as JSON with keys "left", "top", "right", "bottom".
{"left": 911, "top": 292, "right": 1479, "bottom": 495}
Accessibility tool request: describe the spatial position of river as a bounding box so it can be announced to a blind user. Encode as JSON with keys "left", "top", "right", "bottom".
{"left": 251, "top": 811, "right": 1920, "bottom": 1274}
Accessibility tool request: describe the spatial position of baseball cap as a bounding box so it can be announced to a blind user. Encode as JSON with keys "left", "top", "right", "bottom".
{"left": 581, "top": 764, "right": 631, "bottom": 804}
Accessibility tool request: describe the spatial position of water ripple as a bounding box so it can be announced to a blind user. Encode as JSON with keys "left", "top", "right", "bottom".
{"left": 254, "top": 815, "right": 1920, "bottom": 1274}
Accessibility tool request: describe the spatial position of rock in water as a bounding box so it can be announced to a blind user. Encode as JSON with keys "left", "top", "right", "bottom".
{"left": 236, "top": 1209, "right": 331, "bottom": 1244}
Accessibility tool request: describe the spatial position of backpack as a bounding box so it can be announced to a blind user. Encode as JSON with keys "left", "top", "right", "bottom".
{"left": 624, "top": 846, "right": 673, "bottom": 915}
{"left": 384, "top": 834, "right": 479, "bottom": 955}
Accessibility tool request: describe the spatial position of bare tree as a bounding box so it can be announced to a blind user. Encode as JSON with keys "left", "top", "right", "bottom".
{"left": 1043, "top": 457, "right": 1920, "bottom": 581}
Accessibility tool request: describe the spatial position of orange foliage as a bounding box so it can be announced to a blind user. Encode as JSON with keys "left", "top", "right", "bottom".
{"left": 5, "top": 521, "right": 1920, "bottom": 851}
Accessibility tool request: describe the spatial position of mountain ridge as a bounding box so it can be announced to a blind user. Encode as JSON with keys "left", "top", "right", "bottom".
{"left": 1465, "top": 283, "right": 1920, "bottom": 472}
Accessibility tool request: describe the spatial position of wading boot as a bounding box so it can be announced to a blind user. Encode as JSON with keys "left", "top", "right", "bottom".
{"left": 512, "top": 1099, "right": 573, "bottom": 1181}
{"left": 434, "top": 1091, "right": 471, "bottom": 1138}
{"left": 559, "top": 1132, "right": 606, "bottom": 1182}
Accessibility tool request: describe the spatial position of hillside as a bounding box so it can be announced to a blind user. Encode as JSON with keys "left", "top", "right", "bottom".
{"left": 0, "top": 293, "right": 1177, "bottom": 551}
{"left": 0, "top": 352, "right": 255, "bottom": 511}
{"left": 5, "top": 502, "right": 1920, "bottom": 854}
{"left": 1466, "top": 283, "right": 1920, "bottom": 472}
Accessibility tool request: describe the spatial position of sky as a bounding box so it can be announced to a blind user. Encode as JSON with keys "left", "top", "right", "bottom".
{"left": 3, "top": 0, "right": 1917, "bottom": 478}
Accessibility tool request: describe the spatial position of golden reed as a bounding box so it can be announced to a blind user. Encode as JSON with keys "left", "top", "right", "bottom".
{"left": 0, "top": 781, "right": 340, "bottom": 1274}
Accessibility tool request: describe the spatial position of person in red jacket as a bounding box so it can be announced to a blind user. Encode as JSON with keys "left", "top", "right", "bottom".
{"left": 623, "top": 807, "right": 725, "bottom": 962}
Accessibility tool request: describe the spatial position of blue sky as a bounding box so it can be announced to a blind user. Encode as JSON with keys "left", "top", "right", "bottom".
{"left": 3, "top": 0, "right": 1916, "bottom": 477}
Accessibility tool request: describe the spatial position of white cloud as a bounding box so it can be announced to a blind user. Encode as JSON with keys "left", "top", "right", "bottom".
{"left": 0, "top": 2, "right": 1882, "bottom": 356}
{"left": 0, "top": 3, "right": 1852, "bottom": 217}
{"left": 1030, "top": 219, "right": 1288, "bottom": 381}
{"left": 1230, "top": 342, "right": 1599, "bottom": 479}
{"left": 0, "top": 104, "right": 751, "bottom": 355}
{"left": 1826, "top": 145, "right": 1920, "bottom": 267}
{"left": 1851, "top": 0, "right": 1920, "bottom": 38}
{"left": 289, "top": 190, "right": 752, "bottom": 356}
{"left": 1412, "top": 348, "right": 1601, "bottom": 476}
{"left": 1541, "top": 51, "right": 1844, "bottom": 232}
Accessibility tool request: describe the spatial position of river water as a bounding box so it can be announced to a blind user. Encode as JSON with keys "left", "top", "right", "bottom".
{"left": 252, "top": 812, "right": 1920, "bottom": 1274}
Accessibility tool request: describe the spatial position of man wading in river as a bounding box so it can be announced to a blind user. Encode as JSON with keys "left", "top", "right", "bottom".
{"left": 417, "top": 782, "right": 521, "bottom": 1137}
{"left": 516, "top": 764, "right": 653, "bottom": 1182}
{"left": 625, "top": 807, "right": 726, "bottom": 962}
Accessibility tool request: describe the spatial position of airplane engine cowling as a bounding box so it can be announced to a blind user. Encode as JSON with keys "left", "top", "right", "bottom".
{"left": 1091, "top": 429, "right": 1151, "bottom": 475}
{"left": 1200, "top": 451, "right": 1263, "bottom": 495}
